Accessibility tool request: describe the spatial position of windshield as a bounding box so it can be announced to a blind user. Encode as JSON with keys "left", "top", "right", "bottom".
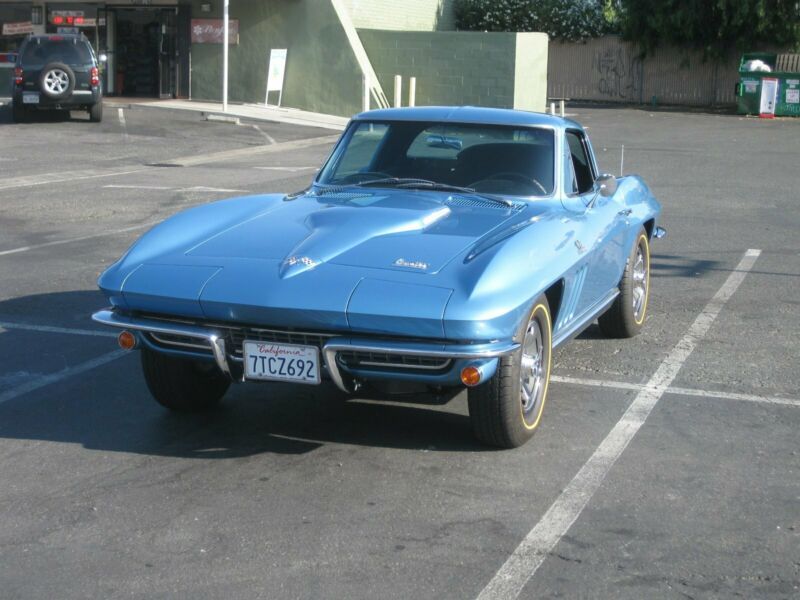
{"left": 318, "top": 121, "right": 555, "bottom": 197}
{"left": 21, "top": 39, "right": 93, "bottom": 66}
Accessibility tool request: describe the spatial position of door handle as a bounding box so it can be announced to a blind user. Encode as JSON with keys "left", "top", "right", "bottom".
{"left": 618, "top": 209, "right": 632, "bottom": 217}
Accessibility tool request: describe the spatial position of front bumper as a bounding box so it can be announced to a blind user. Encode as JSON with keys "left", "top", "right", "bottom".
{"left": 91, "top": 309, "right": 520, "bottom": 393}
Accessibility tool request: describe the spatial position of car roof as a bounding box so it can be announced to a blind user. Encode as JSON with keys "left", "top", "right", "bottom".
{"left": 352, "top": 106, "right": 582, "bottom": 131}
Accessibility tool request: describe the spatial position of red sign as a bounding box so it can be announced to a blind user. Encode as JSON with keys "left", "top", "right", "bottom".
{"left": 191, "top": 19, "right": 239, "bottom": 44}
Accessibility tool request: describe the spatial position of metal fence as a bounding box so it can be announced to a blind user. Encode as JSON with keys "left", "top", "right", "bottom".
{"left": 548, "top": 36, "right": 742, "bottom": 106}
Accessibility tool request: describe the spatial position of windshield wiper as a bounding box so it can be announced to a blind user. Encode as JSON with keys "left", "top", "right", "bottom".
{"left": 354, "top": 177, "right": 515, "bottom": 207}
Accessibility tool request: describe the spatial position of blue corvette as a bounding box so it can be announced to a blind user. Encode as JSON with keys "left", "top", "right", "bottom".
{"left": 93, "top": 107, "right": 663, "bottom": 448}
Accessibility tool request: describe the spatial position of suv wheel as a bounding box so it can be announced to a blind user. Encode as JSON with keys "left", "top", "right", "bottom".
{"left": 39, "top": 62, "right": 75, "bottom": 100}
{"left": 11, "top": 103, "right": 28, "bottom": 123}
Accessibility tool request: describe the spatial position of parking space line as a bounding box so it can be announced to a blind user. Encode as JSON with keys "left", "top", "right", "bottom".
{"left": 0, "top": 321, "right": 116, "bottom": 338}
{"left": 0, "top": 168, "right": 146, "bottom": 191}
{"left": 0, "top": 221, "right": 157, "bottom": 257}
{"left": 0, "top": 350, "right": 127, "bottom": 407}
{"left": 476, "top": 249, "right": 762, "bottom": 600}
{"left": 552, "top": 375, "right": 800, "bottom": 408}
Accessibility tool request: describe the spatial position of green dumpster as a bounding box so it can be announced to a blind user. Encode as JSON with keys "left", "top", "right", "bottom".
{"left": 736, "top": 52, "right": 800, "bottom": 117}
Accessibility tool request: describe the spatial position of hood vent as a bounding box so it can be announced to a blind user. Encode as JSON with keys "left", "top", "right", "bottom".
{"left": 446, "top": 195, "right": 525, "bottom": 211}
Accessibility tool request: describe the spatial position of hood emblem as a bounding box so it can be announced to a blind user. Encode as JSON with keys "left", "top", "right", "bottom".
{"left": 284, "top": 256, "right": 318, "bottom": 267}
{"left": 394, "top": 258, "right": 429, "bottom": 270}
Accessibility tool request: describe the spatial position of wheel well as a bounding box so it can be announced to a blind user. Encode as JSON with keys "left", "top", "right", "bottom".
{"left": 643, "top": 218, "right": 655, "bottom": 239}
{"left": 544, "top": 279, "right": 565, "bottom": 326}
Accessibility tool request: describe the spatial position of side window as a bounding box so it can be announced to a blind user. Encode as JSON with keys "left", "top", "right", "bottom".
{"left": 562, "top": 139, "right": 578, "bottom": 195}
{"left": 565, "top": 130, "right": 594, "bottom": 195}
{"left": 333, "top": 123, "right": 389, "bottom": 179}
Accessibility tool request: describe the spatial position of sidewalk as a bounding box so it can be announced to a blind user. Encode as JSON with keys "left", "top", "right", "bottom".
{"left": 106, "top": 99, "right": 349, "bottom": 131}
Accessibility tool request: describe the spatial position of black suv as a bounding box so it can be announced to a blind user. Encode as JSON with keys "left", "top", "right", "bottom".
{"left": 12, "top": 34, "right": 103, "bottom": 123}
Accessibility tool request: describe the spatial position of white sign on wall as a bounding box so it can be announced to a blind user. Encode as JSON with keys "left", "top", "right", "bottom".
{"left": 759, "top": 77, "right": 778, "bottom": 117}
{"left": 265, "top": 48, "right": 287, "bottom": 107}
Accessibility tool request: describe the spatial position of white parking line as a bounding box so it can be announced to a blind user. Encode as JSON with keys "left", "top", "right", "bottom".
{"left": 476, "top": 248, "right": 762, "bottom": 600}
{"left": 253, "top": 166, "right": 317, "bottom": 172}
{"left": 118, "top": 108, "right": 129, "bottom": 142}
{"left": 0, "top": 321, "right": 115, "bottom": 338}
{"left": 0, "top": 168, "right": 146, "bottom": 191}
{"left": 0, "top": 350, "right": 127, "bottom": 407}
{"left": 103, "top": 184, "right": 247, "bottom": 193}
{"left": 552, "top": 375, "right": 800, "bottom": 408}
{"left": 0, "top": 221, "right": 157, "bottom": 257}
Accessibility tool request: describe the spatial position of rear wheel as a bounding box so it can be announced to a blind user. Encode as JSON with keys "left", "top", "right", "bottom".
{"left": 598, "top": 228, "right": 650, "bottom": 338}
{"left": 89, "top": 101, "right": 103, "bottom": 123}
{"left": 11, "top": 103, "right": 28, "bottom": 123}
{"left": 468, "top": 296, "right": 552, "bottom": 448}
{"left": 141, "top": 347, "right": 230, "bottom": 412}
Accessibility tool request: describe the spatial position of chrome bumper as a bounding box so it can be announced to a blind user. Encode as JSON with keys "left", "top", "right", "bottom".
{"left": 92, "top": 309, "right": 520, "bottom": 393}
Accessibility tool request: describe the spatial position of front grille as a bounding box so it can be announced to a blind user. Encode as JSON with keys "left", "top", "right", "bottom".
{"left": 338, "top": 351, "right": 452, "bottom": 372}
{"left": 148, "top": 332, "right": 213, "bottom": 353}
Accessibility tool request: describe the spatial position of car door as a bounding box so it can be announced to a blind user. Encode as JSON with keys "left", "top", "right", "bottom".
{"left": 562, "top": 129, "right": 628, "bottom": 318}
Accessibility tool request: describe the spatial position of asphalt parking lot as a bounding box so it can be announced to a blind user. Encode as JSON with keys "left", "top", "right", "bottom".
{"left": 0, "top": 102, "right": 798, "bottom": 599}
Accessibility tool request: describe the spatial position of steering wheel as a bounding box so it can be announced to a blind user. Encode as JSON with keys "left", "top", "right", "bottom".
{"left": 335, "top": 171, "right": 392, "bottom": 184}
{"left": 469, "top": 172, "right": 547, "bottom": 196}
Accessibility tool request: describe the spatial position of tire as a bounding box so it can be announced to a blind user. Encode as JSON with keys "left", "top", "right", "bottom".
{"left": 468, "top": 296, "right": 553, "bottom": 448}
{"left": 39, "top": 62, "right": 75, "bottom": 100}
{"left": 89, "top": 101, "right": 103, "bottom": 123}
{"left": 11, "top": 102, "right": 28, "bottom": 123}
{"left": 598, "top": 228, "right": 651, "bottom": 338}
{"left": 141, "top": 347, "right": 230, "bottom": 412}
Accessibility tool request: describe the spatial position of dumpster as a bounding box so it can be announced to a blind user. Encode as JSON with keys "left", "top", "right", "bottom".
{"left": 736, "top": 52, "right": 800, "bottom": 117}
{"left": 0, "top": 52, "right": 16, "bottom": 100}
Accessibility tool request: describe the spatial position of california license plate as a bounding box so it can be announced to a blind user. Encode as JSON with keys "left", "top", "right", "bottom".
{"left": 22, "top": 93, "right": 39, "bottom": 104}
{"left": 243, "top": 341, "right": 320, "bottom": 384}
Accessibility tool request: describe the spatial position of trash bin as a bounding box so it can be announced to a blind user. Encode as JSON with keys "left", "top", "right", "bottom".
{"left": 736, "top": 52, "right": 800, "bottom": 117}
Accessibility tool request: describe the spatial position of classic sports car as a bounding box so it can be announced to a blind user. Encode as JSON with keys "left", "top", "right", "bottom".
{"left": 93, "top": 106, "right": 664, "bottom": 448}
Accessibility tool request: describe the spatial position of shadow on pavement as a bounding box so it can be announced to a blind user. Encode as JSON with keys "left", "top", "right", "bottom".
{"left": 0, "top": 290, "right": 485, "bottom": 457}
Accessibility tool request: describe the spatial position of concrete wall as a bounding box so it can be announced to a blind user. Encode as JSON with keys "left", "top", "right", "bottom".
{"left": 548, "top": 35, "right": 744, "bottom": 106}
{"left": 342, "top": 0, "right": 455, "bottom": 31}
{"left": 189, "top": 0, "right": 364, "bottom": 116}
{"left": 358, "top": 30, "right": 548, "bottom": 111}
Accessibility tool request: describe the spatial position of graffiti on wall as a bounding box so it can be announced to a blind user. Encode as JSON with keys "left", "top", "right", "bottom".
{"left": 594, "top": 47, "right": 642, "bottom": 100}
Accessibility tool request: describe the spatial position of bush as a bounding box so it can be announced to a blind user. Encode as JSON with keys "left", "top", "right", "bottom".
{"left": 454, "top": 0, "right": 616, "bottom": 41}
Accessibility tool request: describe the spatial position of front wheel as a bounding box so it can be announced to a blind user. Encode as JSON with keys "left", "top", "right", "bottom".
{"left": 598, "top": 228, "right": 650, "bottom": 338}
{"left": 141, "top": 347, "right": 230, "bottom": 412}
{"left": 468, "top": 297, "right": 553, "bottom": 448}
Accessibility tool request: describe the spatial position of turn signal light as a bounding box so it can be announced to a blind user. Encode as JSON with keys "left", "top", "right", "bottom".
{"left": 14, "top": 67, "right": 22, "bottom": 85}
{"left": 90, "top": 67, "right": 99, "bottom": 86}
{"left": 117, "top": 330, "right": 137, "bottom": 350}
{"left": 461, "top": 365, "right": 482, "bottom": 387}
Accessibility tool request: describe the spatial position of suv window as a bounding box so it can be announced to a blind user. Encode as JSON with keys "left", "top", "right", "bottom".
{"left": 21, "top": 39, "right": 93, "bottom": 66}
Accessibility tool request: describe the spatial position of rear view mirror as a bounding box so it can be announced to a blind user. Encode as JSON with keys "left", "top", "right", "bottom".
{"left": 596, "top": 173, "right": 617, "bottom": 197}
{"left": 426, "top": 135, "right": 463, "bottom": 151}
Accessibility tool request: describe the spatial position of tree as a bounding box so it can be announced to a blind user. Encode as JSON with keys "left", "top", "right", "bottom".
{"left": 454, "top": 0, "right": 617, "bottom": 42}
{"left": 617, "top": 0, "right": 800, "bottom": 57}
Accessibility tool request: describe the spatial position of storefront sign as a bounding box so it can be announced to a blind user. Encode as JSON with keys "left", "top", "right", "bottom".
{"left": 190, "top": 19, "right": 239, "bottom": 44}
{"left": 2, "top": 21, "right": 34, "bottom": 36}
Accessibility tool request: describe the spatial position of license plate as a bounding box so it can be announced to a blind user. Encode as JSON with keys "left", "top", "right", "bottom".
{"left": 243, "top": 341, "right": 320, "bottom": 385}
{"left": 22, "top": 93, "right": 39, "bottom": 104}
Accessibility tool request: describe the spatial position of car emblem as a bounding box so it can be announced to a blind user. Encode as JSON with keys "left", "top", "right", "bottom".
{"left": 284, "top": 256, "right": 318, "bottom": 267}
{"left": 394, "top": 258, "right": 429, "bottom": 270}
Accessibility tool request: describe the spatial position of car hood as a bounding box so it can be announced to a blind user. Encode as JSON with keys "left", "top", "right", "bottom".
{"left": 185, "top": 189, "right": 526, "bottom": 277}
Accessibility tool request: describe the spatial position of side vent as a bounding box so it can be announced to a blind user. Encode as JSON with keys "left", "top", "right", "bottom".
{"left": 558, "top": 266, "right": 587, "bottom": 329}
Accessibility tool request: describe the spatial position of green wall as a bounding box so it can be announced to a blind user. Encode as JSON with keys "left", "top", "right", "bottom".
{"left": 190, "top": 0, "right": 363, "bottom": 117}
{"left": 357, "top": 30, "right": 518, "bottom": 108}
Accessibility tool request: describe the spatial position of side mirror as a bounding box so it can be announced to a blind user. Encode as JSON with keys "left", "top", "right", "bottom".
{"left": 596, "top": 173, "right": 618, "bottom": 197}
{"left": 98, "top": 54, "right": 108, "bottom": 63}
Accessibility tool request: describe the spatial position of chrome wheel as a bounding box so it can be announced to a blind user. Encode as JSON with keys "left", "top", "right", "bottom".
{"left": 632, "top": 241, "right": 648, "bottom": 322}
{"left": 44, "top": 69, "right": 70, "bottom": 95}
{"left": 520, "top": 317, "right": 546, "bottom": 422}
